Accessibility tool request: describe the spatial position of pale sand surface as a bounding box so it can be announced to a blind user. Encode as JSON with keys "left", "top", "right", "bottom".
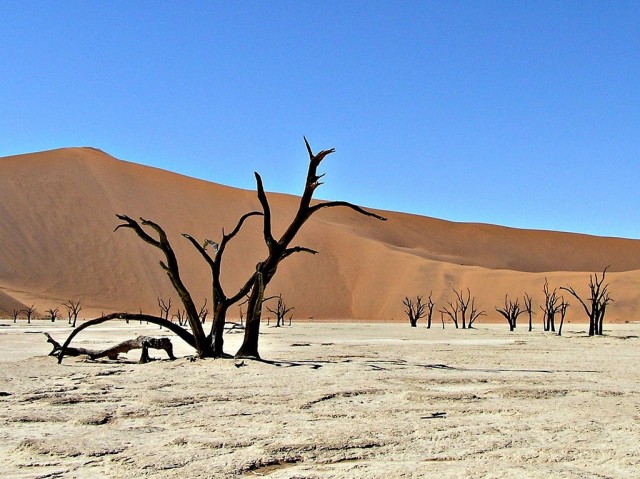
{"left": 1, "top": 320, "right": 639, "bottom": 478}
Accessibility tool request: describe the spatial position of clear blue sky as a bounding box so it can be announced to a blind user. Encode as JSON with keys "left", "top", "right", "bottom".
{"left": 2, "top": 1, "right": 639, "bottom": 238}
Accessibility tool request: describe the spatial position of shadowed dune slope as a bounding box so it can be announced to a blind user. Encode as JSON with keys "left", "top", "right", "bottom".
{"left": 1, "top": 147, "right": 639, "bottom": 322}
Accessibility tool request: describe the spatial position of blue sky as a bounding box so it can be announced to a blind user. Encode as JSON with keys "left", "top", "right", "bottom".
{"left": 1, "top": 1, "right": 639, "bottom": 238}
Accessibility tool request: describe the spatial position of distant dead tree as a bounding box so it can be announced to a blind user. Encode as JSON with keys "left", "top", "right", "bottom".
{"left": 21, "top": 304, "right": 36, "bottom": 324}
{"left": 441, "top": 288, "right": 485, "bottom": 329}
{"left": 64, "top": 300, "right": 83, "bottom": 327}
{"left": 173, "top": 309, "right": 188, "bottom": 327}
{"left": 46, "top": 308, "right": 60, "bottom": 322}
{"left": 266, "top": 294, "right": 293, "bottom": 327}
{"left": 523, "top": 292, "right": 534, "bottom": 332}
{"left": 57, "top": 138, "right": 385, "bottom": 363}
{"left": 403, "top": 296, "right": 427, "bottom": 327}
{"left": 467, "top": 298, "right": 486, "bottom": 328}
{"left": 440, "top": 299, "right": 460, "bottom": 328}
{"left": 198, "top": 298, "right": 209, "bottom": 324}
{"left": 557, "top": 299, "right": 570, "bottom": 336}
{"left": 158, "top": 297, "right": 172, "bottom": 321}
{"left": 12, "top": 309, "right": 21, "bottom": 323}
{"left": 496, "top": 295, "right": 525, "bottom": 332}
{"left": 425, "top": 292, "right": 435, "bottom": 328}
{"left": 540, "top": 279, "right": 562, "bottom": 332}
{"left": 561, "top": 267, "right": 613, "bottom": 336}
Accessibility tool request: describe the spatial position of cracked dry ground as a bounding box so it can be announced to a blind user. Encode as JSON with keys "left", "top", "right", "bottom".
{"left": 1, "top": 322, "right": 639, "bottom": 478}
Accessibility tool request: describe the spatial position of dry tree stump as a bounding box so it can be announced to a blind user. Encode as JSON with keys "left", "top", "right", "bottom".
{"left": 45, "top": 333, "right": 176, "bottom": 363}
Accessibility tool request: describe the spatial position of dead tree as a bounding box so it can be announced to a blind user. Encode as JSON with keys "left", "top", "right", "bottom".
{"left": 64, "top": 300, "right": 82, "bottom": 327}
{"left": 158, "top": 297, "right": 172, "bottom": 321}
{"left": 423, "top": 292, "right": 436, "bottom": 328}
{"left": 561, "top": 267, "right": 613, "bottom": 336}
{"left": 557, "top": 299, "right": 570, "bottom": 336}
{"left": 235, "top": 138, "right": 386, "bottom": 359}
{"left": 523, "top": 293, "right": 534, "bottom": 331}
{"left": 21, "top": 304, "right": 36, "bottom": 324}
{"left": 59, "top": 138, "right": 384, "bottom": 362}
{"left": 443, "top": 288, "right": 485, "bottom": 329}
{"left": 456, "top": 288, "right": 479, "bottom": 329}
{"left": 266, "top": 294, "right": 293, "bottom": 327}
{"left": 541, "top": 279, "right": 562, "bottom": 332}
{"left": 47, "top": 308, "right": 60, "bottom": 323}
{"left": 11, "top": 309, "right": 21, "bottom": 323}
{"left": 496, "top": 295, "right": 525, "bottom": 331}
{"left": 173, "top": 309, "right": 188, "bottom": 327}
{"left": 57, "top": 313, "right": 198, "bottom": 363}
{"left": 45, "top": 332, "right": 175, "bottom": 363}
{"left": 46, "top": 308, "right": 59, "bottom": 322}
{"left": 440, "top": 300, "right": 460, "bottom": 329}
{"left": 199, "top": 298, "right": 209, "bottom": 324}
{"left": 468, "top": 296, "right": 486, "bottom": 328}
{"left": 403, "top": 296, "right": 427, "bottom": 327}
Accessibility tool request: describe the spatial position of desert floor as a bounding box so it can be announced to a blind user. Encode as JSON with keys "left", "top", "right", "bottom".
{"left": 1, "top": 320, "right": 639, "bottom": 478}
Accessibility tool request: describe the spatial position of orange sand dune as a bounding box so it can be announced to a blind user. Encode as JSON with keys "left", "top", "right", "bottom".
{"left": 1, "top": 147, "right": 639, "bottom": 323}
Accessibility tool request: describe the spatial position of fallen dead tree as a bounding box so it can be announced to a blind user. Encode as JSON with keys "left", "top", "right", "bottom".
{"left": 46, "top": 328, "right": 176, "bottom": 364}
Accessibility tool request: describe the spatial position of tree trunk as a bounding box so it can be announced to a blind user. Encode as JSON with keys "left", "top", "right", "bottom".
{"left": 211, "top": 302, "right": 228, "bottom": 357}
{"left": 235, "top": 272, "right": 264, "bottom": 359}
{"left": 597, "top": 305, "right": 606, "bottom": 335}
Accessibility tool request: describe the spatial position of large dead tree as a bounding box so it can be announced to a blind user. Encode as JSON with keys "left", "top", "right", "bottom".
{"left": 234, "top": 139, "right": 386, "bottom": 359}
{"left": 561, "top": 267, "right": 613, "bottom": 336}
{"left": 403, "top": 296, "right": 427, "bottom": 327}
{"left": 57, "top": 138, "right": 384, "bottom": 362}
{"left": 496, "top": 295, "right": 525, "bottom": 332}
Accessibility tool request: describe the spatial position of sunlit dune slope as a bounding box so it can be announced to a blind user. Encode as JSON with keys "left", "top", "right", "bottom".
{"left": 1, "top": 147, "right": 639, "bottom": 322}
